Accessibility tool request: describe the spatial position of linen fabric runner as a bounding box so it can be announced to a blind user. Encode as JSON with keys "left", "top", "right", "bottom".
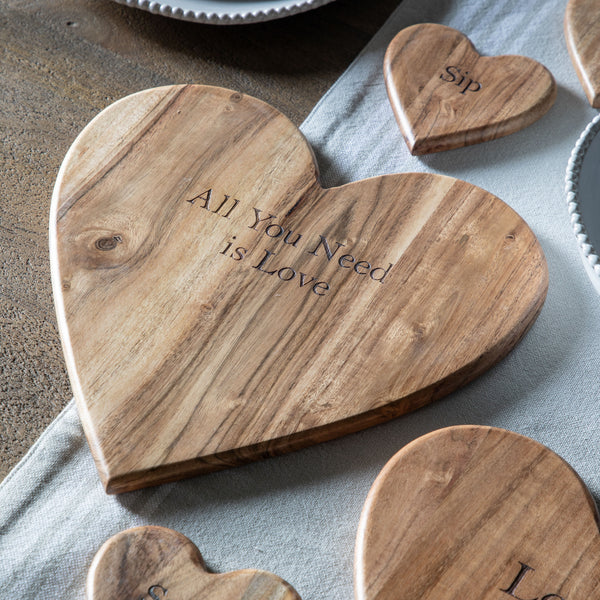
{"left": 2, "top": 0, "right": 598, "bottom": 596}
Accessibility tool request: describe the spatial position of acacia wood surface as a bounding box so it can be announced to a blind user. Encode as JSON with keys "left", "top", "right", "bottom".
{"left": 355, "top": 425, "right": 600, "bottom": 600}
{"left": 384, "top": 23, "right": 557, "bottom": 154}
{"left": 0, "top": 0, "right": 400, "bottom": 482}
{"left": 565, "top": 0, "right": 600, "bottom": 107}
{"left": 51, "top": 84, "right": 548, "bottom": 493}
{"left": 87, "top": 526, "right": 301, "bottom": 600}
{"left": 93, "top": 427, "right": 600, "bottom": 600}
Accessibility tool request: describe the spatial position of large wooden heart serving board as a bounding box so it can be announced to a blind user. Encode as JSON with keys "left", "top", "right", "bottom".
{"left": 356, "top": 426, "right": 600, "bottom": 600}
{"left": 50, "top": 85, "right": 548, "bottom": 493}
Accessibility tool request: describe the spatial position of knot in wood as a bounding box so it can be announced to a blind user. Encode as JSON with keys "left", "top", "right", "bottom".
{"left": 95, "top": 235, "right": 123, "bottom": 251}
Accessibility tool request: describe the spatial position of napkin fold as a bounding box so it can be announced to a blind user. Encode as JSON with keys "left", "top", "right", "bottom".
{"left": 2, "top": 0, "right": 599, "bottom": 597}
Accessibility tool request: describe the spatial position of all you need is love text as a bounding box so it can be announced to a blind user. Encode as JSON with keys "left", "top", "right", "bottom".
{"left": 188, "top": 189, "right": 395, "bottom": 298}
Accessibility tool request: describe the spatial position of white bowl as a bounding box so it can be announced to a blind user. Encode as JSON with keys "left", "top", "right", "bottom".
{"left": 566, "top": 113, "right": 600, "bottom": 294}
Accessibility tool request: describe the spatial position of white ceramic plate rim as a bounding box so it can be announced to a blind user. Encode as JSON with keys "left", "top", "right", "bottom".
{"left": 111, "top": 0, "right": 336, "bottom": 24}
{"left": 566, "top": 113, "right": 600, "bottom": 290}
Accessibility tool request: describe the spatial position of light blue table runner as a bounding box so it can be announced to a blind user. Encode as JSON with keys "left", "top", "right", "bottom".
{"left": 2, "top": 0, "right": 599, "bottom": 596}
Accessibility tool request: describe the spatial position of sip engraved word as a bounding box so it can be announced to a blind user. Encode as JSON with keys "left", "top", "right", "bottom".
{"left": 440, "top": 66, "right": 482, "bottom": 94}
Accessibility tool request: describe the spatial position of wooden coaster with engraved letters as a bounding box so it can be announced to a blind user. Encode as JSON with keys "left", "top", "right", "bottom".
{"left": 86, "top": 526, "right": 300, "bottom": 600}
{"left": 384, "top": 23, "right": 556, "bottom": 154}
{"left": 50, "top": 85, "right": 547, "bottom": 493}
{"left": 565, "top": 0, "right": 600, "bottom": 107}
{"left": 89, "top": 427, "right": 598, "bottom": 600}
{"left": 356, "top": 426, "right": 599, "bottom": 600}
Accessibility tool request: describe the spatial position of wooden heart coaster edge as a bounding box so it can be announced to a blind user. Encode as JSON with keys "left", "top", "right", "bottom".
{"left": 564, "top": 0, "right": 600, "bottom": 108}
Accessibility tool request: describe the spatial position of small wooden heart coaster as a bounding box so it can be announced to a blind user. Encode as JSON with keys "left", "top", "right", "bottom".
{"left": 565, "top": 0, "right": 600, "bottom": 107}
{"left": 356, "top": 425, "right": 600, "bottom": 600}
{"left": 384, "top": 23, "right": 557, "bottom": 154}
{"left": 87, "top": 526, "right": 300, "bottom": 600}
{"left": 50, "top": 85, "right": 548, "bottom": 493}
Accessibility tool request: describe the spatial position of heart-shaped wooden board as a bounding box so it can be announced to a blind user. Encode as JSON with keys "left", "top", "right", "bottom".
{"left": 384, "top": 23, "right": 557, "bottom": 154}
{"left": 565, "top": 0, "right": 600, "bottom": 107}
{"left": 50, "top": 85, "right": 548, "bottom": 493}
{"left": 86, "top": 526, "right": 300, "bottom": 600}
{"left": 356, "top": 425, "right": 600, "bottom": 600}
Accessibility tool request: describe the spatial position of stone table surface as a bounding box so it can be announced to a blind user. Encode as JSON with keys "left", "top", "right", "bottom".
{"left": 0, "top": 0, "right": 399, "bottom": 482}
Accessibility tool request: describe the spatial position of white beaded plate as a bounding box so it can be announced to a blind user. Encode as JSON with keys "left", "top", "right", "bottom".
{"left": 566, "top": 113, "right": 600, "bottom": 294}
{"left": 111, "top": 0, "right": 336, "bottom": 24}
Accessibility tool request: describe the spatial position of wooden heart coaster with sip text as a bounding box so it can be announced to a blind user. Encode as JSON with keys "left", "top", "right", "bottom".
{"left": 356, "top": 426, "right": 600, "bottom": 600}
{"left": 384, "top": 23, "right": 556, "bottom": 154}
{"left": 50, "top": 85, "right": 548, "bottom": 493}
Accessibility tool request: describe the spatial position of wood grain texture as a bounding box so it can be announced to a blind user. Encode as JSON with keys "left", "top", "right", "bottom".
{"left": 384, "top": 23, "right": 557, "bottom": 154}
{"left": 356, "top": 425, "right": 600, "bottom": 600}
{"left": 51, "top": 84, "right": 548, "bottom": 493}
{"left": 0, "top": 0, "right": 399, "bottom": 482}
{"left": 87, "top": 526, "right": 300, "bottom": 600}
{"left": 565, "top": 0, "right": 600, "bottom": 107}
